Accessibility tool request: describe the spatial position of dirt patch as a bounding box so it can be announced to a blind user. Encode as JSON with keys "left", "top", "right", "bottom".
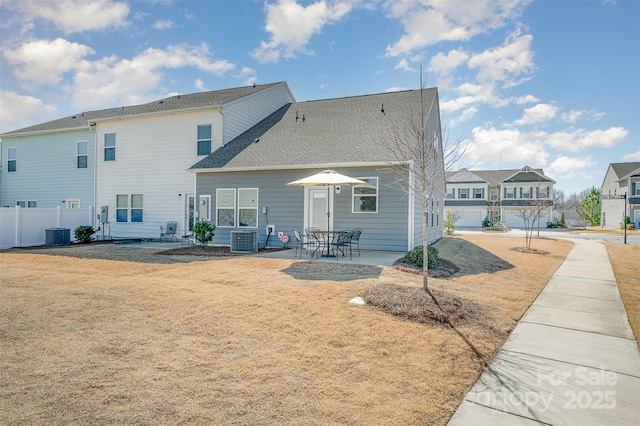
{"left": 0, "top": 234, "right": 573, "bottom": 425}
{"left": 159, "top": 245, "right": 288, "bottom": 257}
{"left": 511, "top": 247, "right": 551, "bottom": 255}
{"left": 605, "top": 242, "right": 640, "bottom": 350}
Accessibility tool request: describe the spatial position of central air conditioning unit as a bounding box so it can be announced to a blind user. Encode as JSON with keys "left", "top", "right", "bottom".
{"left": 230, "top": 231, "right": 258, "bottom": 253}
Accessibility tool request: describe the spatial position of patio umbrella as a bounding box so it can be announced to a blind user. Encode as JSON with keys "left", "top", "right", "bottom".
{"left": 287, "top": 170, "right": 366, "bottom": 232}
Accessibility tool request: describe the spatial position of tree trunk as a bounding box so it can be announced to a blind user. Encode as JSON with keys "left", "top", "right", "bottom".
{"left": 423, "top": 196, "right": 429, "bottom": 291}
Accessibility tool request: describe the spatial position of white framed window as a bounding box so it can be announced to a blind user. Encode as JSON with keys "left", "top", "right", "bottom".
{"left": 197, "top": 124, "right": 212, "bottom": 156}
{"left": 16, "top": 200, "right": 37, "bottom": 208}
{"left": 216, "top": 189, "right": 236, "bottom": 227}
{"left": 458, "top": 188, "right": 469, "bottom": 199}
{"left": 77, "top": 141, "right": 88, "bottom": 168}
{"left": 504, "top": 187, "right": 516, "bottom": 199}
{"left": 473, "top": 188, "right": 484, "bottom": 199}
{"left": 238, "top": 188, "right": 258, "bottom": 228}
{"left": 353, "top": 177, "right": 378, "bottom": 213}
{"left": 116, "top": 194, "right": 144, "bottom": 222}
{"left": 7, "top": 147, "right": 17, "bottom": 172}
{"left": 521, "top": 187, "right": 533, "bottom": 199}
{"left": 632, "top": 181, "right": 640, "bottom": 196}
{"left": 537, "top": 186, "right": 550, "bottom": 198}
{"left": 104, "top": 133, "right": 116, "bottom": 161}
{"left": 490, "top": 189, "right": 498, "bottom": 201}
{"left": 446, "top": 187, "right": 455, "bottom": 199}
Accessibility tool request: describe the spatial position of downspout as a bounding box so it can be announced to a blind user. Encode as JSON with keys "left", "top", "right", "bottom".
{"left": 90, "top": 123, "right": 97, "bottom": 228}
{"left": 407, "top": 161, "right": 415, "bottom": 250}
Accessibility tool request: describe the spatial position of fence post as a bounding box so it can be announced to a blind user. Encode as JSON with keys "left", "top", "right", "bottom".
{"left": 57, "top": 205, "right": 62, "bottom": 227}
{"left": 14, "top": 206, "right": 21, "bottom": 247}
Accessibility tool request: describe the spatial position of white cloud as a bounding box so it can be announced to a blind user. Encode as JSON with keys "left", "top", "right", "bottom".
{"left": 9, "top": 0, "right": 129, "bottom": 34}
{"left": 237, "top": 67, "right": 257, "bottom": 86}
{"left": 385, "top": 0, "right": 530, "bottom": 57}
{"left": 465, "top": 126, "right": 549, "bottom": 168}
{"left": 72, "top": 43, "right": 235, "bottom": 109}
{"left": 545, "top": 127, "right": 628, "bottom": 152}
{"left": 429, "top": 49, "right": 469, "bottom": 75}
{"left": 561, "top": 110, "right": 583, "bottom": 123}
{"left": 194, "top": 79, "right": 206, "bottom": 91}
{"left": 3, "top": 38, "right": 95, "bottom": 87}
{"left": 252, "top": 0, "right": 352, "bottom": 63}
{"left": 516, "top": 95, "right": 539, "bottom": 105}
{"left": 395, "top": 58, "right": 416, "bottom": 71}
{"left": 153, "top": 19, "right": 174, "bottom": 30}
{"left": 0, "top": 91, "right": 58, "bottom": 133}
{"left": 467, "top": 31, "right": 534, "bottom": 84}
{"left": 514, "top": 103, "right": 558, "bottom": 125}
{"left": 622, "top": 151, "right": 640, "bottom": 161}
{"left": 546, "top": 155, "right": 596, "bottom": 178}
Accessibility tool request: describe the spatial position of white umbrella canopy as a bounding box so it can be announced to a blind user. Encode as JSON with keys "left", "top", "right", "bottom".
{"left": 287, "top": 170, "right": 366, "bottom": 233}
{"left": 287, "top": 169, "right": 366, "bottom": 187}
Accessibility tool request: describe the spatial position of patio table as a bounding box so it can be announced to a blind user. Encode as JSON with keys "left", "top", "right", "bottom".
{"left": 311, "top": 230, "right": 346, "bottom": 258}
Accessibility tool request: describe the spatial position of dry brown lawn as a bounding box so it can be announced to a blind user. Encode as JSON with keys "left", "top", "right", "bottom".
{"left": 0, "top": 235, "right": 573, "bottom": 425}
{"left": 605, "top": 242, "right": 640, "bottom": 350}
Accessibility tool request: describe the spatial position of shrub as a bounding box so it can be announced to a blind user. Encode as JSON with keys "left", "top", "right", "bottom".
{"left": 74, "top": 225, "right": 96, "bottom": 244}
{"left": 620, "top": 216, "right": 634, "bottom": 230}
{"left": 444, "top": 211, "right": 455, "bottom": 235}
{"left": 193, "top": 221, "right": 216, "bottom": 249}
{"left": 401, "top": 245, "right": 440, "bottom": 270}
{"left": 482, "top": 216, "right": 490, "bottom": 227}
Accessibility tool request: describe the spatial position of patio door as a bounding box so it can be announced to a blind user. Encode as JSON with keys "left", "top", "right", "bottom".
{"left": 185, "top": 193, "right": 195, "bottom": 232}
{"left": 307, "top": 188, "right": 331, "bottom": 231}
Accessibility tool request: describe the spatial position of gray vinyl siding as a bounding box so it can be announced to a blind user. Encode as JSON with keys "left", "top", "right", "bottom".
{"left": 195, "top": 167, "right": 412, "bottom": 252}
{"left": 0, "top": 129, "right": 94, "bottom": 208}
{"left": 222, "top": 83, "right": 294, "bottom": 144}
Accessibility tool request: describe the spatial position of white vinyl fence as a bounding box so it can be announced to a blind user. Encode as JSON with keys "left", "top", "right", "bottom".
{"left": 0, "top": 206, "right": 94, "bottom": 249}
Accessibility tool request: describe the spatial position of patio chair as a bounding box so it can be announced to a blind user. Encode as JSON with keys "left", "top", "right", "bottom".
{"left": 160, "top": 221, "right": 178, "bottom": 242}
{"left": 330, "top": 230, "right": 353, "bottom": 260}
{"left": 293, "top": 229, "right": 318, "bottom": 258}
{"left": 350, "top": 228, "right": 362, "bottom": 256}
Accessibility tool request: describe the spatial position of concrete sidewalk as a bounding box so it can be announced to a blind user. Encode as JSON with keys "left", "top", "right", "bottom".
{"left": 448, "top": 239, "right": 640, "bottom": 425}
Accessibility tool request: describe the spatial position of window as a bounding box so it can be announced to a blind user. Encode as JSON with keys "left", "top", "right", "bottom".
{"left": 116, "top": 194, "right": 143, "bottom": 222}
{"left": 446, "top": 187, "right": 455, "bottom": 199}
{"left": 7, "top": 147, "right": 17, "bottom": 172}
{"left": 104, "top": 133, "right": 116, "bottom": 161}
{"left": 521, "top": 187, "right": 533, "bottom": 199}
{"left": 131, "top": 194, "right": 143, "bottom": 222}
{"left": 473, "top": 188, "right": 484, "bottom": 199}
{"left": 197, "top": 124, "right": 212, "bottom": 156}
{"left": 458, "top": 188, "right": 469, "bottom": 199}
{"left": 490, "top": 189, "right": 498, "bottom": 201}
{"left": 537, "top": 186, "right": 549, "bottom": 198}
{"left": 216, "top": 189, "right": 236, "bottom": 226}
{"left": 632, "top": 182, "right": 640, "bottom": 196}
{"left": 504, "top": 187, "right": 516, "bottom": 199}
{"left": 16, "top": 200, "right": 36, "bottom": 208}
{"left": 353, "top": 178, "right": 378, "bottom": 213}
{"left": 116, "top": 194, "right": 128, "bottom": 222}
{"left": 430, "top": 199, "right": 434, "bottom": 227}
{"left": 77, "top": 141, "right": 88, "bottom": 168}
{"left": 238, "top": 188, "right": 258, "bottom": 227}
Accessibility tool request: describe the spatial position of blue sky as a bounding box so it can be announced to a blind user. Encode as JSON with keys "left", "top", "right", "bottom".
{"left": 1, "top": 0, "right": 638, "bottom": 195}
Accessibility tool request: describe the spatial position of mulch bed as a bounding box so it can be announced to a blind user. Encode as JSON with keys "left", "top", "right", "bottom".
{"left": 511, "top": 247, "right": 550, "bottom": 255}
{"left": 393, "top": 258, "right": 460, "bottom": 277}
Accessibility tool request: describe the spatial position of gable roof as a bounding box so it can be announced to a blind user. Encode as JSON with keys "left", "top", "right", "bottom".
{"left": 190, "top": 88, "right": 438, "bottom": 171}
{"left": 446, "top": 166, "right": 553, "bottom": 186}
{"left": 0, "top": 82, "right": 287, "bottom": 137}
{"left": 610, "top": 162, "right": 640, "bottom": 181}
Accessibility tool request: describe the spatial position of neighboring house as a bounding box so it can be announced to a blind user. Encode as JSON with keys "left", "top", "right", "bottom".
{"left": 1, "top": 82, "right": 295, "bottom": 239}
{"left": 444, "top": 166, "right": 555, "bottom": 228}
{"left": 0, "top": 121, "right": 96, "bottom": 210}
{"left": 190, "top": 88, "right": 445, "bottom": 252}
{"left": 600, "top": 162, "right": 640, "bottom": 229}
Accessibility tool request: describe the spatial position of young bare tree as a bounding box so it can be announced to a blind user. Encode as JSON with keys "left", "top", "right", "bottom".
{"left": 514, "top": 206, "right": 537, "bottom": 249}
{"left": 383, "top": 68, "right": 465, "bottom": 293}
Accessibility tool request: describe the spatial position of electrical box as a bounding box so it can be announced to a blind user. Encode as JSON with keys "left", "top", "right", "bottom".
{"left": 262, "top": 206, "right": 268, "bottom": 214}
{"left": 267, "top": 225, "right": 275, "bottom": 235}
{"left": 100, "top": 206, "right": 109, "bottom": 223}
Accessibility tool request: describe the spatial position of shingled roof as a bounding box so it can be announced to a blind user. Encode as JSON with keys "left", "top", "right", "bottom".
{"left": 190, "top": 88, "right": 438, "bottom": 170}
{"left": 446, "top": 167, "right": 553, "bottom": 186}
{"left": 610, "top": 162, "right": 640, "bottom": 180}
{"left": 1, "top": 82, "right": 286, "bottom": 137}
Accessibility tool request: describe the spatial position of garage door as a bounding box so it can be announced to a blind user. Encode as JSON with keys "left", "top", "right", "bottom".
{"left": 504, "top": 211, "right": 523, "bottom": 228}
{"left": 457, "top": 211, "right": 483, "bottom": 227}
